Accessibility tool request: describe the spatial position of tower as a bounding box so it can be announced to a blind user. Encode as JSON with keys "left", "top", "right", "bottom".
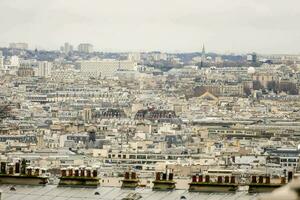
{"left": 201, "top": 44, "right": 206, "bottom": 67}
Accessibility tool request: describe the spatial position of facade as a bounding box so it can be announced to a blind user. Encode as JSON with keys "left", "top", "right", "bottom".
{"left": 9, "top": 42, "right": 28, "bottom": 50}
{"left": 77, "top": 43, "right": 93, "bottom": 53}
{"left": 0, "top": 51, "right": 4, "bottom": 71}
{"left": 36, "top": 61, "right": 52, "bottom": 77}
{"left": 252, "top": 72, "right": 278, "bottom": 88}
{"left": 17, "top": 67, "right": 35, "bottom": 77}
{"left": 80, "top": 60, "right": 137, "bottom": 77}
{"left": 10, "top": 56, "right": 20, "bottom": 67}
{"left": 197, "top": 83, "right": 244, "bottom": 97}
{"left": 60, "top": 42, "right": 73, "bottom": 54}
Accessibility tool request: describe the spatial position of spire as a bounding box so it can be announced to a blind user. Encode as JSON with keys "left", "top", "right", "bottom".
{"left": 201, "top": 44, "right": 206, "bottom": 67}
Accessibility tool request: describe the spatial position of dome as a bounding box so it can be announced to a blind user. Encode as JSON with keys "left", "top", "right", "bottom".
{"left": 247, "top": 67, "right": 255, "bottom": 74}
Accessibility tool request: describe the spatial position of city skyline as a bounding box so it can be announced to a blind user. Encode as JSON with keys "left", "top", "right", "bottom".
{"left": 0, "top": 0, "right": 299, "bottom": 54}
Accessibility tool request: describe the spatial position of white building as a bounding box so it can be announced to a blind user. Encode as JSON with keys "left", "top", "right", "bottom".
{"left": 60, "top": 42, "right": 73, "bottom": 54}
{"left": 80, "top": 59, "right": 137, "bottom": 77}
{"left": 35, "top": 61, "right": 52, "bottom": 77}
{"left": 151, "top": 52, "right": 168, "bottom": 61}
{"left": 10, "top": 56, "right": 20, "bottom": 67}
{"left": 0, "top": 51, "right": 4, "bottom": 71}
{"left": 127, "top": 52, "right": 141, "bottom": 62}
{"left": 78, "top": 43, "right": 93, "bottom": 53}
{"left": 9, "top": 42, "right": 28, "bottom": 50}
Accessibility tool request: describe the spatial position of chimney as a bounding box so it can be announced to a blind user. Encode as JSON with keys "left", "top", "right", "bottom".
{"left": 125, "top": 172, "right": 130, "bottom": 179}
{"left": 80, "top": 168, "right": 85, "bottom": 177}
{"left": 0, "top": 162, "right": 6, "bottom": 174}
{"left": 217, "top": 176, "right": 222, "bottom": 183}
{"left": 35, "top": 168, "right": 40, "bottom": 176}
{"left": 68, "top": 168, "right": 73, "bottom": 176}
{"left": 265, "top": 176, "right": 270, "bottom": 184}
{"left": 61, "top": 168, "right": 67, "bottom": 177}
{"left": 288, "top": 171, "right": 293, "bottom": 182}
{"left": 192, "top": 175, "right": 197, "bottom": 182}
{"left": 198, "top": 175, "right": 203, "bottom": 182}
{"left": 27, "top": 167, "right": 33, "bottom": 176}
{"left": 162, "top": 173, "right": 167, "bottom": 180}
{"left": 232, "top": 156, "right": 235, "bottom": 163}
{"left": 205, "top": 175, "right": 210, "bottom": 183}
{"left": 8, "top": 165, "right": 14, "bottom": 175}
{"left": 156, "top": 172, "right": 161, "bottom": 181}
{"left": 259, "top": 176, "right": 264, "bottom": 184}
{"left": 15, "top": 162, "right": 20, "bottom": 174}
{"left": 252, "top": 176, "right": 257, "bottom": 183}
{"left": 131, "top": 172, "right": 137, "bottom": 179}
{"left": 21, "top": 159, "right": 27, "bottom": 175}
{"left": 74, "top": 168, "right": 79, "bottom": 177}
{"left": 230, "top": 176, "right": 235, "bottom": 184}
{"left": 225, "top": 176, "right": 229, "bottom": 183}
{"left": 92, "top": 169, "right": 97, "bottom": 177}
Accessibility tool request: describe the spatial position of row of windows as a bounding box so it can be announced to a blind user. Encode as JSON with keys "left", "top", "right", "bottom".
{"left": 108, "top": 154, "right": 190, "bottom": 160}
{"left": 282, "top": 163, "right": 297, "bottom": 167}
{"left": 280, "top": 158, "right": 298, "bottom": 162}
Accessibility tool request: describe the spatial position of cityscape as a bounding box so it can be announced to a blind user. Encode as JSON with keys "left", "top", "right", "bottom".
{"left": 0, "top": 1, "right": 300, "bottom": 200}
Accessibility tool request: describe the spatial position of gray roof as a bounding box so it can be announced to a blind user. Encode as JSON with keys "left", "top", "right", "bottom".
{"left": 0, "top": 185, "right": 262, "bottom": 200}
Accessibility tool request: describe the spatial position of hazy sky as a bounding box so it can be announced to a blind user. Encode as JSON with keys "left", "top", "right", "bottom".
{"left": 0, "top": 0, "right": 299, "bottom": 54}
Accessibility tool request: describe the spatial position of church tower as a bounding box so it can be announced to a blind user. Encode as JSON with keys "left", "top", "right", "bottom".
{"left": 200, "top": 44, "right": 206, "bottom": 67}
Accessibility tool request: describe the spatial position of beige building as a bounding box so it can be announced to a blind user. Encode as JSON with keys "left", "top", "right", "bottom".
{"left": 80, "top": 60, "right": 137, "bottom": 77}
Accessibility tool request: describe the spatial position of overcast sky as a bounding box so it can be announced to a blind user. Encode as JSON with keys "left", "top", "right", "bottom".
{"left": 0, "top": 0, "right": 299, "bottom": 54}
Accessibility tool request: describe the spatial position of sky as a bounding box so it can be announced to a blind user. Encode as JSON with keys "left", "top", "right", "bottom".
{"left": 0, "top": 0, "right": 299, "bottom": 54}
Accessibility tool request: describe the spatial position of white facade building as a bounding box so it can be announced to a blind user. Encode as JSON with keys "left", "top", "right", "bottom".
{"left": 127, "top": 52, "right": 141, "bottom": 62}
{"left": 151, "top": 52, "right": 168, "bottom": 61}
{"left": 0, "top": 51, "right": 4, "bottom": 71}
{"left": 9, "top": 42, "right": 28, "bottom": 50}
{"left": 80, "top": 60, "right": 137, "bottom": 77}
{"left": 10, "top": 56, "right": 20, "bottom": 67}
{"left": 36, "top": 61, "right": 52, "bottom": 77}
{"left": 61, "top": 42, "right": 73, "bottom": 54}
{"left": 78, "top": 43, "right": 93, "bottom": 53}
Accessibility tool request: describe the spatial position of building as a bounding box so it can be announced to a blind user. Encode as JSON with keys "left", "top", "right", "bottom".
{"left": 78, "top": 43, "right": 93, "bottom": 53}
{"left": 150, "top": 52, "right": 168, "bottom": 61}
{"left": 196, "top": 83, "right": 244, "bottom": 97}
{"left": 80, "top": 60, "right": 137, "bottom": 77}
{"left": 17, "top": 67, "right": 34, "bottom": 77}
{"left": 35, "top": 61, "right": 52, "bottom": 77}
{"left": 60, "top": 42, "right": 73, "bottom": 54}
{"left": 134, "top": 109, "right": 177, "bottom": 121}
{"left": 0, "top": 51, "right": 4, "bottom": 71}
{"left": 247, "top": 53, "right": 257, "bottom": 63}
{"left": 127, "top": 52, "right": 141, "bottom": 62}
{"left": 252, "top": 71, "right": 278, "bottom": 88}
{"left": 9, "top": 42, "right": 28, "bottom": 50}
{"left": 10, "top": 56, "right": 20, "bottom": 67}
{"left": 201, "top": 44, "right": 206, "bottom": 64}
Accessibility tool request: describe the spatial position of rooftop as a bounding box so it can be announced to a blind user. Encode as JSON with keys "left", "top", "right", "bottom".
{"left": 0, "top": 184, "right": 262, "bottom": 200}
